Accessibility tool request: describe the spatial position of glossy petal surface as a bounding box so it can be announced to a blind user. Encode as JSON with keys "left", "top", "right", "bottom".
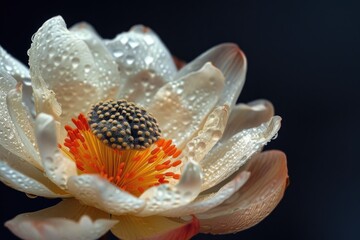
{"left": 161, "top": 171, "right": 250, "bottom": 217}
{"left": 197, "top": 150, "right": 288, "bottom": 234}
{"left": 137, "top": 160, "right": 202, "bottom": 217}
{"left": 67, "top": 174, "right": 145, "bottom": 215}
{"left": 147, "top": 63, "right": 224, "bottom": 147}
{"left": 0, "top": 45, "right": 30, "bottom": 82}
{"left": 201, "top": 116, "right": 281, "bottom": 190}
{"left": 176, "top": 43, "right": 247, "bottom": 107}
{"left": 5, "top": 199, "right": 117, "bottom": 240}
{"left": 222, "top": 99, "right": 274, "bottom": 142}
{"left": 0, "top": 145, "right": 67, "bottom": 198}
{"left": 111, "top": 215, "right": 199, "bottom": 240}
{"left": 35, "top": 113, "right": 77, "bottom": 189}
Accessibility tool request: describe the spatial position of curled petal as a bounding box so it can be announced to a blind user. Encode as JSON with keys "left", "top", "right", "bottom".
{"left": 111, "top": 215, "right": 199, "bottom": 240}
{"left": 5, "top": 199, "right": 117, "bottom": 240}
{"left": 7, "top": 88, "right": 41, "bottom": 167}
{"left": 182, "top": 104, "right": 229, "bottom": 163}
{"left": 201, "top": 116, "right": 281, "bottom": 190}
{"left": 0, "top": 145, "right": 68, "bottom": 198}
{"left": 0, "top": 70, "right": 40, "bottom": 167}
{"left": 197, "top": 150, "right": 288, "bottom": 234}
{"left": 67, "top": 174, "right": 145, "bottom": 215}
{"left": 35, "top": 113, "right": 77, "bottom": 189}
{"left": 222, "top": 99, "right": 274, "bottom": 142}
{"left": 176, "top": 43, "right": 247, "bottom": 107}
{"left": 0, "top": 45, "right": 30, "bottom": 82}
{"left": 161, "top": 171, "right": 250, "bottom": 217}
{"left": 137, "top": 160, "right": 203, "bottom": 217}
{"left": 147, "top": 62, "right": 224, "bottom": 148}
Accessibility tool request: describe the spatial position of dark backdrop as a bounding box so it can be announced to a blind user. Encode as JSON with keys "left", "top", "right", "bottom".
{"left": 1, "top": 0, "right": 359, "bottom": 239}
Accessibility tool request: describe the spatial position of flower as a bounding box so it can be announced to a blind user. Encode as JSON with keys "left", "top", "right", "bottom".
{"left": 0, "top": 16, "right": 288, "bottom": 240}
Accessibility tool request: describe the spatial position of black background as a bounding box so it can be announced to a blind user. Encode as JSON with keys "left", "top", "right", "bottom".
{"left": 1, "top": 0, "right": 359, "bottom": 239}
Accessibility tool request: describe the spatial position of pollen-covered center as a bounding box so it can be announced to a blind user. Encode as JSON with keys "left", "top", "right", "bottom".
{"left": 88, "top": 99, "right": 161, "bottom": 150}
{"left": 59, "top": 100, "right": 182, "bottom": 197}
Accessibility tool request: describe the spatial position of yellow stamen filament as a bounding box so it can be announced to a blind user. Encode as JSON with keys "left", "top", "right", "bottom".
{"left": 59, "top": 114, "right": 182, "bottom": 197}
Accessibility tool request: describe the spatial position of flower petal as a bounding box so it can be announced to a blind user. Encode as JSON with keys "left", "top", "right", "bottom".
{"left": 222, "top": 99, "right": 274, "bottom": 142}
{"left": 200, "top": 116, "right": 281, "bottom": 190}
{"left": 106, "top": 24, "right": 177, "bottom": 80}
{"left": 182, "top": 104, "right": 229, "bottom": 164}
{"left": 5, "top": 198, "right": 117, "bottom": 240}
{"left": 35, "top": 113, "right": 77, "bottom": 189}
{"left": 0, "top": 70, "right": 39, "bottom": 166}
{"left": 197, "top": 150, "right": 288, "bottom": 234}
{"left": 67, "top": 174, "right": 145, "bottom": 215}
{"left": 0, "top": 45, "right": 30, "bottom": 82}
{"left": 147, "top": 62, "right": 224, "bottom": 147}
{"left": 28, "top": 16, "right": 119, "bottom": 139}
{"left": 137, "top": 160, "right": 203, "bottom": 217}
{"left": 69, "top": 21, "right": 122, "bottom": 100}
{"left": 111, "top": 215, "right": 199, "bottom": 240}
{"left": 161, "top": 171, "right": 250, "bottom": 217}
{"left": 176, "top": 43, "right": 247, "bottom": 107}
{"left": 0, "top": 145, "right": 68, "bottom": 198}
{"left": 6, "top": 87, "right": 41, "bottom": 168}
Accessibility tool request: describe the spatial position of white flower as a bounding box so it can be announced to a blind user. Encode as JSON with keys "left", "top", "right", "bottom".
{"left": 0, "top": 16, "right": 288, "bottom": 240}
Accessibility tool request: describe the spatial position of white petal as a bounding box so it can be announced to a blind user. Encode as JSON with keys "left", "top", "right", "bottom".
{"left": 197, "top": 151, "right": 288, "bottom": 234}
{"left": 0, "top": 70, "right": 39, "bottom": 166}
{"left": 176, "top": 43, "right": 247, "bottom": 107}
{"left": 35, "top": 113, "right": 77, "bottom": 189}
{"left": 70, "top": 21, "right": 122, "bottom": 100}
{"left": 5, "top": 199, "right": 117, "bottom": 240}
{"left": 136, "top": 160, "right": 202, "bottom": 217}
{"left": 6, "top": 88, "right": 41, "bottom": 168}
{"left": 28, "top": 16, "right": 119, "bottom": 139}
{"left": 0, "top": 45, "right": 30, "bottom": 82}
{"left": 147, "top": 62, "right": 224, "bottom": 148}
{"left": 0, "top": 145, "right": 68, "bottom": 198}
{"left": 200, "top": 116, "right": 281, "bottom": 190}
{"left": 106, "top": 24, "right": 177, "bottom": 82}
{"left": 67, "top": 174, "right": 145, "bottom": 215}
{"left": 111, "top": 215, "right": 199, "bottom": 240}
{"left": 161, "top": 171, "right": 250, "bottom": 217}
{"left": 222, "top": 99, "right": 274, "bottom": 142}
{"left": 182, "top": 104, "right": 229, "bottom": 164}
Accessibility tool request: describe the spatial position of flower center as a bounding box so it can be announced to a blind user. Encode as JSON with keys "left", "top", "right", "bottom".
{"left": 58, "top": 99, "right": 182, "bottom": 197}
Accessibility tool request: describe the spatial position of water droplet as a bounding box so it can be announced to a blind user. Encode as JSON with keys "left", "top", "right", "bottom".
{"left": 128, "top": 40, "right": 139, "bottom": 49}
{"left": 26, "top": 193, "right": 38, "bottom": 199}
{"left": 113, "top": 50, "right": 123, "bottom": 58}
{"left": 272, "top": 133, "right": 278, "bottom": 140}
{"left": 53, "top": 56, "right": 61, "bottom": 66}
{"left": 144, "top": 56, "right": 154, "bottom": 65}
{"left": 144, "top": 35, "right": 154, "bottom": 45}
{"left": 84, "top": 64, "right": 91, "bottom": 73}
{"left": 125, "top": 56, "right": 135, "bottom": 65}
{"left": 71, "top": 57, "right": 80, "bottom": 69}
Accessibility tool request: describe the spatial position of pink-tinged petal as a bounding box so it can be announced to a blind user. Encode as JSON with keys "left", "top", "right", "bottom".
{"left": 35, "top": 113, "right": 77, "bottom": 190}
{"left": 0, "top": 70, "right": 41, "bottom": 167}
{"left": 197, "top": 150, "right": 288, "bottom": 234}
{"left": 221, "top": 99, "right": 274, "bottom": 142}
{"left": 137, "top": 160, "right": 202, "bottom": 217}
{"left": 147, "top": 62, "right": 224, "bottom": 148}
{"left": 0, "top": 45, "right": 30, "bottom": 82}
{"left": 5, "top": 199, "right": 117, "bottom": 240}
{"left": 176, "top": 43, "right": 247, "bottom": 107}
{"left": 201, "top": 116, "right": 281, "bottom": 190}
{"left": 111, "top": 215, "right": 199, "bottom": 240}
{"left": 161, "top": 171, "right": 250, "bottom": 217}
{"left": 7, "top": 88, "right": 41, "bottom": 168}
{"left": 182, "top": 105, "right": 229, "bottom": 164}
{"left": 67, "top": 174, "right": 145, "bottom": 215}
